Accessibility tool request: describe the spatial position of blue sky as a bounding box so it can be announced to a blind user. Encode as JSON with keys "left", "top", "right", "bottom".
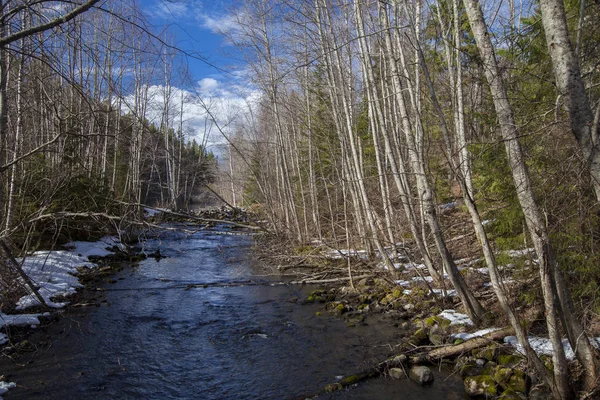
{"left": 133, "top": 0, "right": 258, "bottom": 152}
{"left": 139, "top": 0, "right": 241, "bottom": 82}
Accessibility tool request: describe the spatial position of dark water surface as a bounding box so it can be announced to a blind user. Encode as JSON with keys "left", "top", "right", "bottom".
{"left": 1, "top": 226, "right": 466, "bottom": 399}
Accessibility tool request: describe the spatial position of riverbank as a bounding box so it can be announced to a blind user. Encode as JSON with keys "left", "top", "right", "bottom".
{"left": 252, "top": 229, "right": 591, "bottom": 399}
{"left": 0, "top": 232, "right": 158, "bottom": 398}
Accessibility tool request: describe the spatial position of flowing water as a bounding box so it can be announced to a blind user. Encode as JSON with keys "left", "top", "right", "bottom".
{"left": 1, "top": 226, "right": 466, "bottom": 399}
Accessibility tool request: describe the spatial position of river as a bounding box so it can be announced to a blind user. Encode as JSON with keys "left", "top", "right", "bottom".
{"left": 1, "top": 225, "right": 466, "bottom": 399}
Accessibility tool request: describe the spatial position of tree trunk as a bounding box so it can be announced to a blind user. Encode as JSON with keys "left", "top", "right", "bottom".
{"left": 539, "top": 0, "right": 600, "bottom": 202}
{"left": 463, "top": 0, "right": 577, "bottom": 396}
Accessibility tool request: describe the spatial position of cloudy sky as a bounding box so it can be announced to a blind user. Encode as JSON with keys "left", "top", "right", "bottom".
{"left": 135, "top": 0, "right": 256, "bottom": 153}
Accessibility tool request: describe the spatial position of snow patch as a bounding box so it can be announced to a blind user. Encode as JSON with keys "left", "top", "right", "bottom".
{"left": 16, "top": 251, "right": 98, "bottom": 310}
{"left": 63, "top": 236, "right": 122, "bottom": 258}
{"left": 439, "top": 202, "right": 457, "bottom": 211}
{"left": 395, "top": 280, "right": 411, "bottom": 287}
{"left": 143, "top": 207, "right": 161, "bottom": 217}
{"left": 431, "top": 288, "right": 457, "bottom": 297}
{"left": 503, "top": 248, "right": 535, "bottom": 258}
{"left": 324, "top": 248, "right": 368, "bottom": 260}
{"left": 504, "top": 335, "right": 579, "bottom": 361}
{"left": 483, "top": 279, "right": 514, "bottom": 288}
{"left": 455, "top": 257, "right": 481, "bottom": 269}
{"left": 439, "top": 310, "right": 474, "bottom": 326}
{"left": 503, "top": 335, "right": 600, "bottom": 361}
{"left": 401, "top": 262, "right": 427, "bottom": 272}
{"left": 453, "top": 327, "right": 501, "bottom": 341}
{"left": 0, "top": 312, "right": 49, "bottom": 328}
{"left": 0, "top": 237, "right": 123, "bottom": 339}
{"left": 412, "top": 276, "right": 434, "bottom": 283}
{"left": 0, "top": 381, "right": 16, "bottom": 398}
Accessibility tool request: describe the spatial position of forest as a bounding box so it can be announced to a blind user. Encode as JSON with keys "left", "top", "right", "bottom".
{"left": 0, "top": 0, "right": 599, "bottom": 399}
{"left": 0, "top": 0, "right": 218, "bottom": 246}
{"left": 221, "top": 0, "right": 600, "bottom": 398}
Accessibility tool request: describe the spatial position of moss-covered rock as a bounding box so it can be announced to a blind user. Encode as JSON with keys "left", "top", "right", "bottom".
{"left": 506, "top": 369, "right": 527, "bottom": 393}
{"left": 380, "top": 293, "right": 396, "bottom": 305}
{"left": 326, "top": 301, "right": 347, "bottom": 315}
{"left": 340, "top": 375, "right": 361, "bottom": 385}
{"left": 497, "top": 354, "right": 523, "bottom": 368}
{"left": 464, "top": 375, "right": 497, "bottom": 397}
{"left": 324, "top": 383, "right": 342, "bottom": 393}
{"left": 410, "top": 328, "right": 430, "bottom": 346}
{"left": 425, "top": 315, "right": 451, "bottom": 328}
{"left": 358, "top": 294, "right": 372, "bottom": 304}
{"left": 344, "top": 312, "right": 365, "bottom": 327}
{"left": 540, "top": 354, "right": 553, "bottom": 372}
{"left": 473, "top": 345, "right": 498, "bottom": 362}
{"left": 497, "top": 388, "right": 526, "bottom": 400}
{"left": 482, "top": 361, "right": 497, "bottom": 375}
{"left": 493, "top": 367, "right": 513, "bottom": 387}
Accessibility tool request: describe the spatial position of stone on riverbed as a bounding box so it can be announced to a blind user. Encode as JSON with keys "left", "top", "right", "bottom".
{"left": 389, "top": 368, "right": 405, "bottom": 380}
{"left": 409, "top": 365, "right": 434, "bottom": 385}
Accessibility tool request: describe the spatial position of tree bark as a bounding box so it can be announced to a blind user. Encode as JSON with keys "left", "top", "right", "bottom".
{"left": 539, "top": 0, "right": 600, "bottom": 202}
{"left": 463, "top": 0, "right": 578, "bottom": 396}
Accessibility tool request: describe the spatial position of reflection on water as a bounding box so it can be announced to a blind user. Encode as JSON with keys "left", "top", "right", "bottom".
{"left": 0, "top": 227, "right": 466, "bottom": 399}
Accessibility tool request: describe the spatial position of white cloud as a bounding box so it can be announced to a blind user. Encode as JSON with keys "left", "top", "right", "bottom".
{"left": 147, "top": 1, "right": 192, "bottom": 20}
{"left": 123, "top": 77, "right": 261, "bottom": 152}
{"left": 198, "top": 77, "right": 219, "bottom": 93}
{"left": 198, "top": 12, "right": 239, "bottom": 35}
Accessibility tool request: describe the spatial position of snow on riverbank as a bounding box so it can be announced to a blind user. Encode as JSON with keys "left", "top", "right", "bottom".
{"left": 4, "top": 237, "right": 120, "bottom": 311}
{"left": 0, "top": 237, "right": 121, "bottom": 398}
{"left": 0, "top": 312, "right": 49, "bottom": 327}
{"left": 503, "top": 335, "right": 600, "bottom": 361}
{"left": 0, "top": 381, "right": 16, "bottom": 399}
{"left": 439, "top": 310, "right": 474, "bottom": 326}
{"left": 16, "top": 251, "right": 97, "bottom": 310}
{"left": 64, "top": 236, "right": 123, "bottom": 258}
{"left": 452, "top": 327, "right": 501, "bottom": 341}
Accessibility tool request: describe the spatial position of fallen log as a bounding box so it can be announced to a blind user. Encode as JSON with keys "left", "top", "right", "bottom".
{"left": 288, "top": 274, "right": 373, "bottom": 285}
{"left": 112, "top": 200, "right": 268, "bottom": 232}
{"left": 144, "top": 205, "right": 266, "bottom": 232}
{"left": 410, "top": 326, "right": 514, "bottom": 364}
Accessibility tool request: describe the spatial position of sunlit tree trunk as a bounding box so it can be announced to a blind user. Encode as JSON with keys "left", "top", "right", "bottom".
{"left": 464, "top": 0, "right": 575, "bottom": 396}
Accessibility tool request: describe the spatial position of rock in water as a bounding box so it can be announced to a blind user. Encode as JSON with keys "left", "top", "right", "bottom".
{"left": 409, "top": 365, "right": 434, "bottom": 385}
{"left": 389, "top": 368, "right": 405, "bottom": 380}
